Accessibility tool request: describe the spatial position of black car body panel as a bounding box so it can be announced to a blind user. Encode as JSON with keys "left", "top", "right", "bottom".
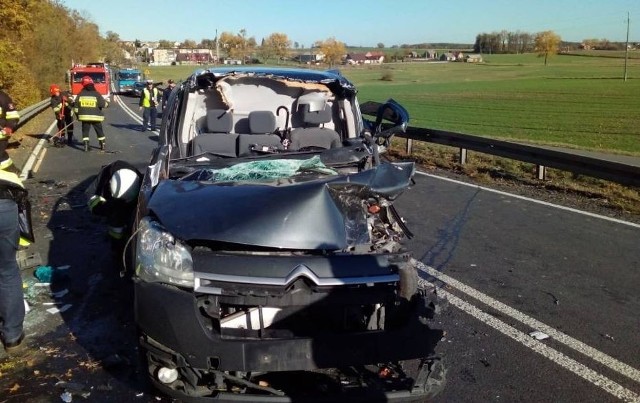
{"left": 136, "top": 280, "right": 440, "bottom": 372}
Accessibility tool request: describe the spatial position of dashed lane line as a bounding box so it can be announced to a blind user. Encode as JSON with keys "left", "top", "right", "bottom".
{"left": 417, "top": 262, "right": 640, "bottom": 393}
{"left": 427, "top": 284, "right": 640, "bottom": 402}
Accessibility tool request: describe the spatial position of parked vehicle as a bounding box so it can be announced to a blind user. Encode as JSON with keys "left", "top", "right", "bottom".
{"left": 131, "top": 81, "right": 146, "bottom": 97}
{"left": 130, "top": 67, "right": 444, "bottom": 402}
{"left": 116, "top": 68, "right": 142, "bottom": 95}
{"left": 67, "top": 62, "right": 111, "bottom": 101}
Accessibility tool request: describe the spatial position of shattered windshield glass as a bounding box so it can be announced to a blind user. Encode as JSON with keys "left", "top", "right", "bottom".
{"left": 180, "top": 156, "right": 338, "bottom": 182}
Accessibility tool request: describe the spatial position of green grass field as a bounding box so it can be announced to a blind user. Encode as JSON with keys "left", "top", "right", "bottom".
{"left": 146, "top": 52, "right": 640, "bottom": 155}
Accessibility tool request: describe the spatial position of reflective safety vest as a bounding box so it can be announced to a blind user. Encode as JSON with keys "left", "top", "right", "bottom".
{"left": 0, "top": 170, "right": 34, "bottom": 246}
{"left": 51, "top": 94, "right": 72, "bottom": 118}
{"left": 140, "top": 87, "right": 159, "bottom": 108}
{"left": 74, "top": 87, "right": 107, "bottom": 122}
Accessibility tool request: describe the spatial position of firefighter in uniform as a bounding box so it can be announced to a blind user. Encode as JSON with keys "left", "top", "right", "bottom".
{"left": 87, "top": 160, "right": 142, "bottom": 265}
{"left": 0, "top": 90, "right": 20, "bottom": 171}
{"left": 49, "top": 84, "right": 75, "bottom": 146}
{"left": 73, "top": 76, "right": 108, "bottom": 152}
{"left": 0, "top": 169, "right": 34, "bottom": 353}
{"left": 139, "top": 79, "right": 159, "bottom": 131}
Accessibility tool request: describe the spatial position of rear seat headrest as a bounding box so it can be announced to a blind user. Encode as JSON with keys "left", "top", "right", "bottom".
{"left": 301, "top": 104, "right": 332, "bottom": 126}
{"left": 206, "top": 109, "right": 233, "bottom": 133}
{"left": 248, "top": 111, "right": 276, "bottom": 134}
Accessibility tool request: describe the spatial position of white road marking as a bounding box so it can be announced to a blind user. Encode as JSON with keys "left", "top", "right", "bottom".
{"left": 32, "top": 147, "right": 46, "bottom": 174}
{"left": 417, "top": 262, "right": 640, "bottom": 391}
{"left": 113, "top": 93, "right": 144, "bottom": 124}
{"left": 416, "top": 171, "right": 640, "bottom": 229}
{"left": 21, "top": 121, "right": 57, "bottom": 181}
{"left": 21, "top": 95, "right": 155, "bottom": 180}
{"left": 427, "top": 283, "right": 640, "bottom": 402}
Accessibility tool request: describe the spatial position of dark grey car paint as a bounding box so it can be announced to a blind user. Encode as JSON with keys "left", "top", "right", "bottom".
{"left": 147, "top": 161, "right": 415, "bottom": 249}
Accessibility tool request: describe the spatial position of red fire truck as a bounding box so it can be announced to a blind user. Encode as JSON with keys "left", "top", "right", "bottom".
{"left": 67, "top": 62, "right": 111, "bottom": 101}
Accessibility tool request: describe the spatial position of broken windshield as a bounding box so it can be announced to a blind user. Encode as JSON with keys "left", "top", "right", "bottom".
{"left": 179, "top": 156, "right": 338, "bottom": 182}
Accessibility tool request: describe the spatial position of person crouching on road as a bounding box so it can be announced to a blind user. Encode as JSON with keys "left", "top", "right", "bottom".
{"left": 49, "top": 84, "right": 74, "bottom": 146}
{"left": 73, "top": 76, "right": 108, "bottom": 152}
{"left": 86, "top": 160, "right": 142, "bottom": 272}
{"left": 139, "top": 79, "right": 159, "bottom": 132}
{"left": 0, "top": 89, "right": 20, "bottom": 172}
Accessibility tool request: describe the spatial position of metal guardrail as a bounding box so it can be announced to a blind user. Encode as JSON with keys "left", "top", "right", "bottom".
{"left": 398, "top": 127, "right": 640, "bottom": 188}
{"left": 16, "top": 99, "right": 50, "bottom": 130}
{"left": 13, "top": 98, "right": 640, "bottom": 188}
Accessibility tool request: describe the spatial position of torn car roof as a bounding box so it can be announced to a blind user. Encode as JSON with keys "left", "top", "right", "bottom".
{"left": 192, "top": 67, "right": 357, "bottom": 97}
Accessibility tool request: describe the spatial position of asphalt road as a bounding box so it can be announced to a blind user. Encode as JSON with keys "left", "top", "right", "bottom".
{"left": 0, "top": 95, "right": 638, "bottom": 402}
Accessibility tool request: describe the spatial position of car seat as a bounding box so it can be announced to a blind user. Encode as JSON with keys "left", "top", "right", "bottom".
{"left": 289, "top": 104, "right": 342, "bottom": 151}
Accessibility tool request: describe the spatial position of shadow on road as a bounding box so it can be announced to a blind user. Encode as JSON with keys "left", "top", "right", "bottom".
{"left": 4, "top": 174, "right": 163, "bottom": 401}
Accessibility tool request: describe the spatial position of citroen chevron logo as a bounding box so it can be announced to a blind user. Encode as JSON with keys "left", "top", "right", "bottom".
{"left": 284, "top": 264, "right": 323, "bottom": 286}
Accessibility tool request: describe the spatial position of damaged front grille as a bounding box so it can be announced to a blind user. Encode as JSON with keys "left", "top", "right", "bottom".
{"left": 192, "top": 251, "right": 419, "bottom": 341}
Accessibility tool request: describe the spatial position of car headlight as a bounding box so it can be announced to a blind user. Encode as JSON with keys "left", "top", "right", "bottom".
{"left": 136, "top": 217, "right": 194, "bottom": 287}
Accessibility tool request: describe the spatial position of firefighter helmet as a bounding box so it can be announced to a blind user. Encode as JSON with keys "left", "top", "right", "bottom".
{"left": 49, "top": 84, "right": 60, "bottom": 95}
{"left": 109, "top": 169, "right": 141, "bottom": 203}
{"left": 81, "top": 76, "right": 94, "bottom": 87}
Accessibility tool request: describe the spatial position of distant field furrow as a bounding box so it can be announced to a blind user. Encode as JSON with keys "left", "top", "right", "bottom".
{"left": 147, "top": 52, "right": 640, "bottom": 153}
{"left": 345, "top": 55, "right": 640, "bottom": 153}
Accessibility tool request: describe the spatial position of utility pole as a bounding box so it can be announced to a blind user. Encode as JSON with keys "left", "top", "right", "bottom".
{"left": 215, "top": 29, "right": 220, "bottom": 65}
{"left": 624, "top": 12, "right": 630, "bottom": 82}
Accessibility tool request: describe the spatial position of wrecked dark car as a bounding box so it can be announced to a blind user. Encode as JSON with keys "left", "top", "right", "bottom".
{"left": 131, "top": 67, "right": 444, "bottom": 401}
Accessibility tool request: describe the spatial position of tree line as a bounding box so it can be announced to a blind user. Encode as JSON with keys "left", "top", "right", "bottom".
{"left": 0, "top": 0, "right": 121, "bottom": 108}
{"left": 146, "top": 31, "right": 347, "bottom": 66}
{"left": 473, "top": 30, "right": 629, "bottom": 54}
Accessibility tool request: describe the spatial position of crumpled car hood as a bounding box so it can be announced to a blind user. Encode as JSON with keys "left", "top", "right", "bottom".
{"left": 148, "top": 162, "right": 415, "bottom": 250}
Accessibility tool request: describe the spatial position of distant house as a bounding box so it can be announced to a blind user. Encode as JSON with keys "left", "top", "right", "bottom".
{"left": 439, "top": 52, "right": 456, "bottom": 61}
{"left": 452, "top": 51, "right": 465, "bottom": 61}
{"left": 346, "top": 51, "right": 385, "bottom": 65}
{"left": 465, "top": 54, "right": 483, "bottom": 63}
{"left": 175, "top": 48, "right": 214, "bottom": 64}
{"left": 294, "top": 54, "right": 324, "bottom": 64}
{"left": 346, "top": 53, "right": 367, "bottom": 64}
{"left": 153, "top": 49, "right": 177, "bottom": 65}
{"left": 425, "top": 50, "right": 438, "bottom": 59}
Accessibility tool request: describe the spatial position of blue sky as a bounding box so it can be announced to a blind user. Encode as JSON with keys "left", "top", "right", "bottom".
{"left": 61, "top": 0, "right": 639, "bottom": 46}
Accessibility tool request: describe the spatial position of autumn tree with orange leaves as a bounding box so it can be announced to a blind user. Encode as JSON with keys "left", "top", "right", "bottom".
{"left": 0, "top": 0, "right": 106, "bottom": 106}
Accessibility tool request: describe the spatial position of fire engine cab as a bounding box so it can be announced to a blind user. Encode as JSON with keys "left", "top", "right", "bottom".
{"left": 67, "top": 62, "right": 111, "bottom": 102}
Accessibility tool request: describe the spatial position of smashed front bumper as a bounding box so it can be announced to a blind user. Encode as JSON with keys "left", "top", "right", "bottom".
{"left": 134, "top": 279, "right": 443, "bottom": 401}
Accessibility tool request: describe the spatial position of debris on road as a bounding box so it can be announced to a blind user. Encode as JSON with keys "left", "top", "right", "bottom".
{"left": 17, "top": 250, "right": 42, "bottom": 270}
{"left": 529, "top": 330, "right": 550, "bottom": 340}
{"left": 46, "top": 304, "right": 73, "bottom": 315}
